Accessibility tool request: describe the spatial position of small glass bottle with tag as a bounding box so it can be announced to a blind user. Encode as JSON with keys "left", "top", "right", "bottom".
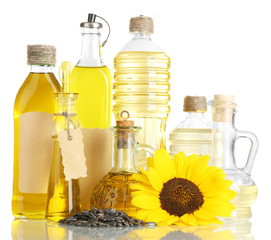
{"left": 46, "top": 62, "right": 83, "bottom": 221}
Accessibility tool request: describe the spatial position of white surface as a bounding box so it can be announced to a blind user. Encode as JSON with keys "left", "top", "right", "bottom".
{"left": 1, "top": 0, "right": 271, "bottom": 239}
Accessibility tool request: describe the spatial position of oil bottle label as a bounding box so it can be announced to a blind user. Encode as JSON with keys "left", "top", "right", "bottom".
{"left": 19, "top": 112, "right": 53, "bottom": 193}
{"left": 79, "top": 128, "right": 112, "bottom": 210}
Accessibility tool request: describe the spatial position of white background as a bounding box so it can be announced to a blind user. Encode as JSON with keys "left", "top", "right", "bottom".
{"left": 1, "top": 0, "right": 271, "bottom": 239}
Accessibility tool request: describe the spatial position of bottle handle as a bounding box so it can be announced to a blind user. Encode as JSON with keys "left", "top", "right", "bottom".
{"left": 137, "top": 144, "right": 155, "bottom": 158}
{"left": 235, "top": 130, "right": 259, "bottom": 175}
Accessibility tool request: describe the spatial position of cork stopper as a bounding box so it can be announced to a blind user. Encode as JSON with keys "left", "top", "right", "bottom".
{"left": 183, "top": 96, "right": 207, "bottom": 112}
{"left": 116, "top": 110, "right": 134, "bottom": 127}
{"left": 213, "top": 94, "right": 236, "bottom": 122}
{"left": 129, "top": 15, "right": 154, "bottom": 35}
{"left": 27, "top": 45, "right": 56, "bottom": 66}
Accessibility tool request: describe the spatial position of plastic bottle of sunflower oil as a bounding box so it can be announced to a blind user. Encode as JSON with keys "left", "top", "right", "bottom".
{"left": 168, "top": 96, "right": 213, "bottom": 164}
{"left": 113, "top": 15, "right": 170, "bottom": 170}
{"left": 211, "top": 95, "right": 258, "bottom": 221}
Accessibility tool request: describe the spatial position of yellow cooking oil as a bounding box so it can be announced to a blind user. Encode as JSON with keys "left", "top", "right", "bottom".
{"left": 113, "top": 51, "right": 170, "bottom": 166}
{"left": 46, "top": 138, "right": 81, "bottom": 221}
{"left": 90, "top": 173, "right": 138, "bottom": 217}
{"left": 168, "top": 128, "right": 213, "bottom": 158}
{"left": 13, "top": 72, "right": 61, "bottom": 219}
{"left": 70, "top": 66, "right": 112, "bottom": 129}
{"left": 230, "top": 184, "right": 258, "bottom": 219}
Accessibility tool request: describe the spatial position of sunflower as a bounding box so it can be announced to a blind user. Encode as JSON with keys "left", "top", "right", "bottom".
{"left": 131, "top": 149, "right": 237, "bottom": 226}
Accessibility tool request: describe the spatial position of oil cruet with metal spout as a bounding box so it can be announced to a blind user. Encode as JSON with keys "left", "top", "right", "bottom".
{"left": 211, "top": 95, "right": 258, "bottom": 220}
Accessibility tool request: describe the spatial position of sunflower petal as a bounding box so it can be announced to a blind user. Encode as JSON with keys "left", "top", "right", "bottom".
{"left": 173, "top": 151, "right": 186, "bottom": 177}
{"left": 153, "top": 149, "right": 174, "bottom": 182}
{"left": 147, "top": 157, "right": 155, "bottom": 169}
{"left": 136, "top": 209, "right": 153, "bottom": 221}
{"left": 131, "top": 194, "right": 160, "bottom": 209}
{"left": 146, "top": 209, "right": 171, "bottom": 224}
{"left": 180, "top": 214, "right": 199, "bottom": 226}
{"left": 147, "top": 167, "right": 163, "bottom": 191}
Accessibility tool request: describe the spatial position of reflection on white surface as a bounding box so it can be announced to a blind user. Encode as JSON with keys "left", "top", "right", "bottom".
{"left": 12, "top": 218, "right": 254, "bottom": 240}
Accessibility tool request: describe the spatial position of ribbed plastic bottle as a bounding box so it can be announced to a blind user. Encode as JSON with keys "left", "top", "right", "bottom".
{"left": 113, "top": 15, "right": 170, "bottom": 169}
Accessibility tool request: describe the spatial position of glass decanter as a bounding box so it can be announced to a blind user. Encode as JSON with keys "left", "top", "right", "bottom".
{"left": 211, "top": 95, "right": 258, "bottom": 220}
{"left": 90, "top": 111, "right": 154, "bottom": 216}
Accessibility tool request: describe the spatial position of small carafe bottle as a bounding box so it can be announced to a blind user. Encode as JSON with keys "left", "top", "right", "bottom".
{"left": 211, "top": 95, "right": 258, "bottom": 220}
{"left": 70, "top": 13, "right": 112, "bottom": 129}
{"left": 13, "top": 45, "right": 61, "bottom": 219}
{"left": 113, "top": 15, "right": 170, "bottom": 170}
{"left": 46, "top": 62, "right": 81, "bottom": 221}
{"left": 168, "top": 96, "right": 212, "bottom": 163}
{"left": 90, "top": 111, "right": 154, "bottom": 216}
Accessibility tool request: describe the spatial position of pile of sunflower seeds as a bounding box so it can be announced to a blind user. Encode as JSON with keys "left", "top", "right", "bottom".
{"left": 59, "top": 207, "right": 145, "bottom": 227}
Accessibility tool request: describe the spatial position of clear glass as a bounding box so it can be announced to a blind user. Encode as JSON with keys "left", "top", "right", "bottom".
{"left": 113, "top": 32, "right": 170, "bottom": 170}
{"left": 212, "top": 101, "right": 258, "bottom": 220}
{"left": 46, "top": 93, "right": 81, "bottom": 221}
{"left": 168, "top": 112, "right": 213, "bottom": 163}
{"left": 13, "top": 65, "right": 61, "bottom": 219}
{"left": 70, "top": 27, "right": 112, "bottom": 129}
{"left": 90, "top": 126, "right": 154, "bottom": 216}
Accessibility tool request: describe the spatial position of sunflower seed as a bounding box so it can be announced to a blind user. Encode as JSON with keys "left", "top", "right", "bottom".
{"left": 59, "top": 208, "right": 145, "bottom": 227}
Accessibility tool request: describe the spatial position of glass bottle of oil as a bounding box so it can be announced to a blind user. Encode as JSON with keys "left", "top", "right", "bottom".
{"left": 46, "top": 62, "right": 81, "bottom": 221}
{"left": 211, "top": 95, "right": 258, "bottom": 220}
{"left": 13, "top": 45, "right": 61, "bottom": 219}
{"left": 113, "top": 15, "right": 170, "bottom": 170}
{"left": 90, "top": 111, "right": 154, "bottom": 216}
{"left": 70, "top": 14, "right": 113, "bottom": 210}
{"left": 70, "top": 13, "right": 111, "bottom": 129}
{"left": 168, "top": 96, "right": 212, "bottom": 163}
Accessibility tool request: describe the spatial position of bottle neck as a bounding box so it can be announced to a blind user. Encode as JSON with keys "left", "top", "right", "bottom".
{"left": 131, "top": 32, "right": 151, "bottom": 39}
{"left": 213, "top": 120, "right": 236, "bottom": 170}
{"left": 110, "top": 129, "right": 139, "bottom": 174}
{"left": 186, "top": 112, "right": 205, "bottom": 118}
{"left": 77, "top": 28, "right": 103, "bottom": 67}
{"left": 54, "top": 93, "right": 78, "bottom": 115}
{"left": 30, "top": 65, "right": 53, "bottom": 73}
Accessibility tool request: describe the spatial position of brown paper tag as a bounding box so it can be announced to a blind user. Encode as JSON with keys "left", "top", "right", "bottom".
{"left": 79, "top": 128, "right": 112, "bottom": 210}
{"left": 58, "top": 128, "right": 87, "bottom": 181}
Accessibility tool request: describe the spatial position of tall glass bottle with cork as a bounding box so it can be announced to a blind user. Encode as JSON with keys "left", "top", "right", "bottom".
{"left": 13, "top": 45, "right": 61, "bottom": 218}
{"left": 114, "top": 15, "right": 170, "bottom": 169}
{"left": 70, "top": 14, "right": 113, "bottom": 210}
{"left": 168, "top": 96, "right": 212, "bottom": 163}
{"left": 212, "top": 95, "right": 258, "bottom": 220}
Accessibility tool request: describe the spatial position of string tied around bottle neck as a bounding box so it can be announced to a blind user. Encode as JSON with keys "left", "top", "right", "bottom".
{"left": 54, "top": 111, "right": 77, "bottom": 141}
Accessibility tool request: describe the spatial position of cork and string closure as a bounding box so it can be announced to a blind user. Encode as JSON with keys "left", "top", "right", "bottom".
{"left": 129, "top": 15, "right": 154, "bottom": 35}
{"left": 183, "top": 96, "right": 207, "bottom": 113}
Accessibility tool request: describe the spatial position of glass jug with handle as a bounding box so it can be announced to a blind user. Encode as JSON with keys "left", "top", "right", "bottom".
{"left": 211, "top": 95, "right": 258, "bottom": 220}
{"left": 90, "top": 111, "right": 155, "bottom": 216}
